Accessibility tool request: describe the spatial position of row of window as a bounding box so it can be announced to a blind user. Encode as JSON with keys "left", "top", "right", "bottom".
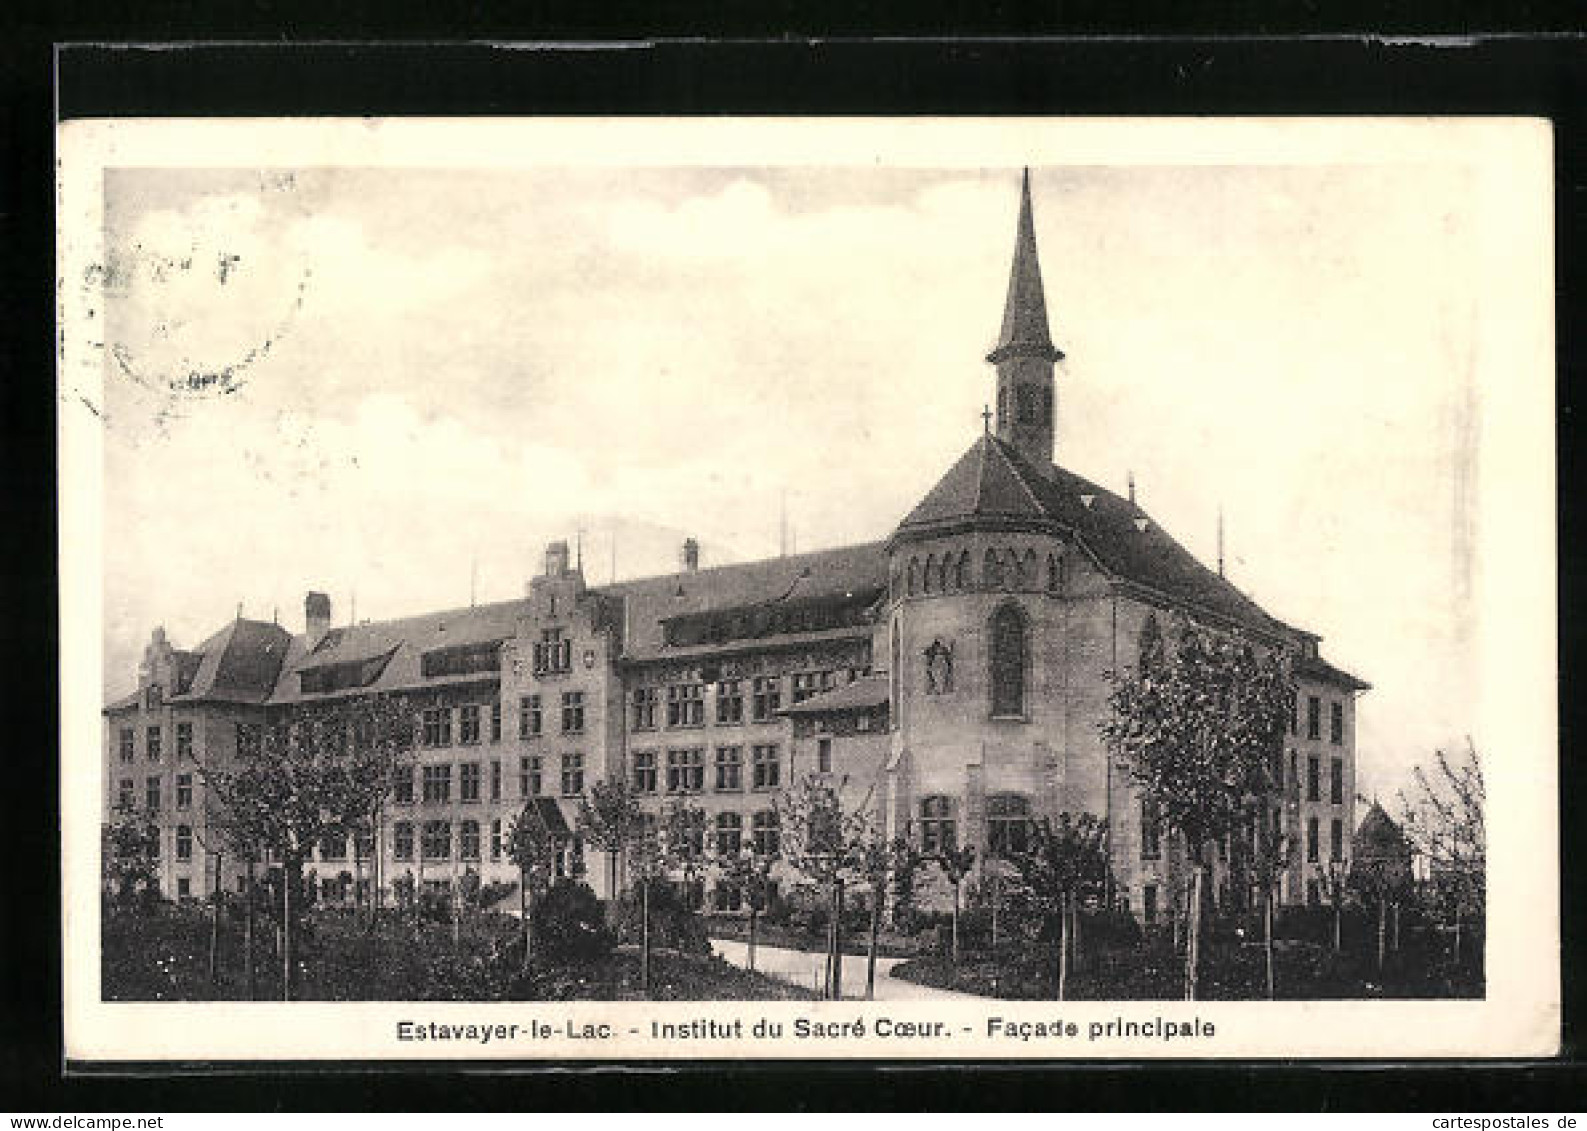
{"left": 630, "top": 744, "right": 785, "bottom": 795}
{"left": 116, "top": 723, "right": 194, "bottom": 764}
{"left": 391, "top": 753, "right": 586, "bottom": 804}
{"left": 1139, "top": 800, "right": 1346, "bottom": 864}
{"left": 630, "top": 672, "right": 838, "bottom": 731}
{"left": 116, "top": 773, "right": 195, "bottom": 812}
{"left": 515, "top": 692, "right": 585, "bottom": 739}
{"left": 420, "top": 703, "right": 506, "bottom": 747}
{"left": 917, "top": 793, "right": 1032, "bottom": 856}
{"left": 898, "top": 547, "right": 1067, "bottom": 599}
{"left": 1294, "top": 695, "right": 1347, "bottom": 745}
{"left": 383, "top": 810, "right": 782, "bottom": 863}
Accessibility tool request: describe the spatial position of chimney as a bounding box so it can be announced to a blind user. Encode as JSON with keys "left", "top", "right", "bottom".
{"left": 305, "top": 591, "right": 332, "bottom": 641}
{"left": 681, "top": 537, "right": 700, "bottom": 573}
{"left": 544, "top": 539, "right": 571, "bottom": 578}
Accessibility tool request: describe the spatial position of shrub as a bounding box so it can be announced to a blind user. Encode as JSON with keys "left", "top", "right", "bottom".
{"left": 617, "top": 880, "right": 709, "bottom": 956}
{"left": 537, "top": 879, "right": 615, "bottom": 963}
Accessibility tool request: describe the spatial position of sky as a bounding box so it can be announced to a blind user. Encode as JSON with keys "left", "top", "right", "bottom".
{"left": 98, "top": 158, "right": 1492, "bottom": 802}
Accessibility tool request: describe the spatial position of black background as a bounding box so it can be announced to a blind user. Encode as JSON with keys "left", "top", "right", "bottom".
{"left": 3, "top": 16, "right": 1584, "bottom": 1112}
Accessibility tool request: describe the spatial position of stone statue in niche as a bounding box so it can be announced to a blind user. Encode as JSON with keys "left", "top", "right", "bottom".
{"left": 924, "top": 639, "right": 955, "bottom": 694}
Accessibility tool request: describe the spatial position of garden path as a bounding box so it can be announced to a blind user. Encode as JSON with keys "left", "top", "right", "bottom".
{"left": 709, "top": 937, "right": 987, "bottom": 1001}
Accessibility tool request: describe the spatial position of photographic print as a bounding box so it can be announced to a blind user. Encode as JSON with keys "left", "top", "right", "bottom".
{"left": 57, "top": 117, "right": 1557, "bottom": 1060}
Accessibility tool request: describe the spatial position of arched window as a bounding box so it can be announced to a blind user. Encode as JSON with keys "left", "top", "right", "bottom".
{"left": 1139, "top": 611, "right": 1164, "bottom": 673}
{"left": 986, "top": 794, "right": 1032, "bottom": 857}
{"left": 1022, "top": 549, "right": 1039, "bottom": 590}
{"left": 983, "top": 548, "right": 1004, "bottom": 590}
{"left": 920, "top": 795, "right": 956, "bottom": 854}
{"left": 1010, "top": 549, "right": 1026, "bottom": 589}
{"left": 990, "top": 603, "right": 1028, "bottom": 718}
{"left": 1046, "top": 553, "right": 1060, "bottom": 594}
{"left": 907, "top": 557, "right": 919, "bottom": 596}
{"left": 955, "top": 550, "right": 971, "bottom": 589}
{"left": 922, "top": 555, "right": 936, "bottom": 594}
{"left": 715, "top": 811, "right": 743, "bottom": 856}
{"left": 936, "top": 555, "right": 950, "bottom": 592}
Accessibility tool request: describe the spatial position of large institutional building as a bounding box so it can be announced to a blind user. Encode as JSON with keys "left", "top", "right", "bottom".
{"left": 103, "top": 173, "right": 1368, "bottom": 922}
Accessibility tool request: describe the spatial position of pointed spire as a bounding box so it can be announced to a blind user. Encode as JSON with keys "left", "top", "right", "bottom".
{"left": 987, "top": 168, "right": 1063, "bottom": 365}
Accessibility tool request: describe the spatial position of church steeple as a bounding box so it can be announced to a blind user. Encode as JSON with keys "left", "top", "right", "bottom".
{"left": 988, "top": 169, "right": 1062, "bottom": 469}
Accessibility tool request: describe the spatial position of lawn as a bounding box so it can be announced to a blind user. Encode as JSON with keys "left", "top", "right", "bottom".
{"left": 102, "top": 902, "right": 815, "bottom": 1001}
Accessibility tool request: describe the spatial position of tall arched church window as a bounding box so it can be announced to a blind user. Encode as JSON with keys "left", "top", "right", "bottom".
{"left": 1010, "top": 549, "right": 1026, "bottom": 589}
{"left": 986, "top": 793, "right": 1032, "bottom": 857}
{"left": 1046, "top": 553, "right": 1060, "bottom": 594}
{"left": 1139, "top": 612, "right": 1164, "bottom": 673}
{"left": 907, "top": 558, "right": 919, "bottom": 596}
{"left": 990, "top": 603, "right": 1028, "bottom": 718}
{"left": 936, "top": 556, "right": 950, "bottom": 592}
{"left": 920, "top": 795, "right": 956, "bottom": 854}
{"left": 955, "top": 551, "right": 971, "bottom": 589}
{"left": 983, "top": 548, "right": 1004, "bottom": 590}
{"left": 1022, "top": 549, "right": 1038, "bottom": 589}
{"left": 922, "top": 555, "right": 936, "bottom": 595}
{"left": 1041, "top": 387, "right": 1053, "bottom": 426}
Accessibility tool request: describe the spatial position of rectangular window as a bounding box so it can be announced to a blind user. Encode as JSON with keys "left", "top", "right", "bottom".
{"left": 561, "top": 691, "right": 585, "bottom": 734}
{"left": 176, "top": 824, "right": 193, "bottom": 861}
{"left": 1143, "top": 884, "right": 1158, "bottom": 925}
{"left": 177, "top": 877, "right": 191, "bottom": 899}
{"left": 490, "top": 818, "right": 503, "bottom": 862}
{"left": 632, "top": 687, "right": 659, "bottom": 730}
{"left": 147, "top": 726, "right": 162, "bottom": 762}
{"left": 176, "top": 722, "right": 193, "bottom": 761}
{"left": 459, "top": 820, "right": 481, "bottom": 861}
{"left": 666, "top": 748, "right": 704, "bottom": 794}
{"left": 393, "top": 822, "right": 414, "bottom": 861}
{"left": 1307, "top": 756, "right": 1320, "bottom": 803}
{"left": 1291, "top": 694, "right": 1299, "bottom": 737}
{"left": 560, "top": 751, "right": 585, "bottom": 797}
{"left": 1140, "top": 800, "right": 1162, "bottom": 860}
{"left": 145, "top": 775, "right": 161, "bottom": 812}
{"left": 751, "top": 676, "right": 782, "bottom": 722}
{"left": 117, "top": 778, "right": 134, "bottom": 809}
{"left": 752, "top": 809, "right": 780, "bottom": 856}
{"left": 392, "top": 764, "right": 415, "bottom": 805}
{"left": 459, "top": 704, "right": 481, "bottom": 745}
{"left": 118, "top": 728, "right": 135, "bottom": 763}
{"left": 520, "top": 755, "right": 542, "bottom": 797}
{"left": 1306, "top": 695, "right": 1321, "bottom": 741}
{"left": 519, "top": 695, "right": 542, "bottom": 739}
{"left": 817, "top": 737, "right": 833, "bottom": 774}
{"left": 1330, "top": 758, "right": 1344, "bottom": 805}
{"left": 1330, "top": 701, "right": 1344, "bottom": 745}
{"left": 421, "top": 707, "right": 452, "bottom": 748}
{"left": 1306, "top": 816, "right": 1320, "bottom": 863}
{"left": 791, "top": 671, "right": 834, "bottom": 704}
{"left": 320, "top": 833, "right": 346, "bottom": 861}
{"left": 489, "top": 702, "right": 502, "bottom": 743}
{"left": 175, "top": 772, "right": 193, "bottom": 810}
{"left": 490, "top": 759, "right": 502, "bottom": 802}
{"left": 422, "top": 764, "right": 452, "bottom": 804}
{"left": 632, "top": 750, "right": 658, "bottom": 794}
{"left": 533, "top": 628, "right": 572, "bottom": 675}
{"left": 1329, "top": 818, "right": 1343, "bottom": 862}
{"left": 716, "top": 680, "right": 744, "bottom": 725}
{"left": 460, "top": 762, "right": 481, "bottom": 803}
{"left": 714, "top": 746, "right": 743, "bottom": 792}
{"left": 421, "top": 820, "right": 451, "bottom": 861}
{"left": 666, "top": 684, "right": 704, "bottom": 728}
{"left": 752, "top": 744, "right": 781, "bottom": 790}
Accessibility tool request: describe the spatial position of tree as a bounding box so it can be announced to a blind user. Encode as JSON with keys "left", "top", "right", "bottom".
{"left": 101, "top": 805, "right": 161, "bottom": 908}
{"left": 1010, "top": 813, "right": 1110, "bottom": 1000}
{"left": 578, "top": 777, "right": 643, "bottom": 929}
{"left": 1248, "top": 815, "right": 1291, "bottom": 999}
{"left": 506, "top": 802, "right": 561, "bottom": 972}
{"left": 1398, "top": 740, "right": 1486, "bottom": 965}
{"left": 933, "top": 844, "right": 977, "bottom": 968}
{"left": 850, "top": 835, "right": 918, "bottom": 1000}
{"left": 196, "top": 694, "right": 415, "bottom": 1001}
{"left": 1100, "top": 625, "right": 1292, "bottom": 1001}
{"left": 1315, "top": 860, "right": 1349, "bottom": 954}
{"left": 716, "top": 848, "right": 776, "bottom": 974}
{"left": 775, "top": 774, "right": 876, "bottom": 999}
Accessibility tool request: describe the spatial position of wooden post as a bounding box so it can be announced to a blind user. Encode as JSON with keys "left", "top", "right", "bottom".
{"left": 950, "top": 879, "right": 961, "bottom": 967}
{"left": 208, "top": 850, "right": 223, "bottom": 987}
{"left": 831, "top": 879, "right": 845, "bottom": 1001}
{"left": 748, "top": 898, "right": 759, "bottom": 973}
{"left": 519, "top": 865, "right": 530, "bottom": 973}
{"left": 1057, "top": 889, "right": 1070, "bottom": 1001}
{"left": 1264, "top": 888, "right": 1275, "bottom": 1000}
{"left": 244, "top": 858, "right": 256, "bottom": 1000}
{"left": 1185, "top": 865, "right": 1204, "bottom": 1002}
{"left": 866, "top": 884, "right": 881, "bottom": 1001}
{"left": 640, "top": 877, "right": 651, "bottom": 994}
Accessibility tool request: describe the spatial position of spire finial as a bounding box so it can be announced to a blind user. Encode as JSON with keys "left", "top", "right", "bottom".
{"left": 1128, "top": 470, "right": 1136, "bottom": 505}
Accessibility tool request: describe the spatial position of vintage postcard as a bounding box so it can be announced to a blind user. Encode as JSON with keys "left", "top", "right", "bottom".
{"left": 58, "top": 117, "right": 1557, "bottom": 1061}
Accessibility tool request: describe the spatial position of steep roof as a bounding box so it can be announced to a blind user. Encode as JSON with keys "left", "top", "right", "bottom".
{"left": 987, "top": 169, "right": 1063, "bottom": 365}
{"left": 167, "top": 618, "right": 293, "bottom": 705}
{"left": 895, "top": 431, "right": 1288, "bottom": 637}
{"left": 597, "top": 542, "right": 887, "bottom": 662}
{"left": 782, "top": 673, "right": 890, "bottom": 715}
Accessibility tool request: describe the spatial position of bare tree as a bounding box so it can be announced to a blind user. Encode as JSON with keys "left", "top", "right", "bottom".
{"left": 1398, "top": 740, "right": 1486, "bottom": 964}
{"left": 775, "top": 773, "right": 876, "bottom": 999}
{"left": 1010, "top": 813, "right": 1110, "bottom": 1000}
